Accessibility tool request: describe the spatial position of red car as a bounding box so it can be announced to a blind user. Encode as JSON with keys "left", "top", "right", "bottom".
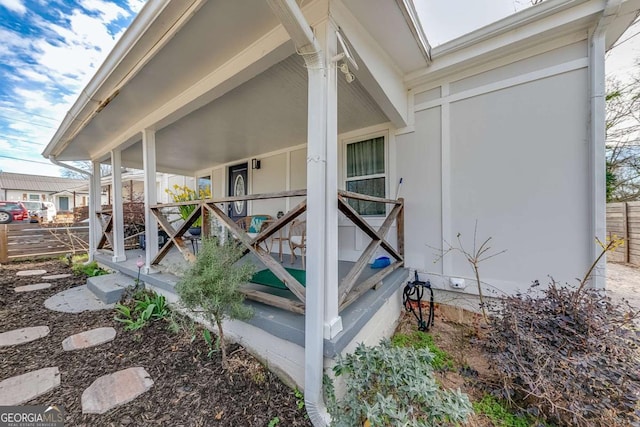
{"left": 0, "top": 201, "right": 29, "bottom": 224}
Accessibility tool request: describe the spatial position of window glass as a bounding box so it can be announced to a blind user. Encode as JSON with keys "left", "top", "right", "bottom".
{"left": 198, "top": 176, "right": 212, "bottom": 198}
{"left": 346, "top": 136, "right": 386, "bottom": 216}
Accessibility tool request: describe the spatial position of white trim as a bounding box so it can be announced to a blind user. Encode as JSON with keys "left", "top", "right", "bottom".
{"left": 440, "top": 82, "right": 451, "bottom": 277}
{"left": 111, "top": 149, "right": 126, "bottom": 262}
{"left": 142, "top": 129, "right": 158, "bottom": 272}
{"left": 341, "top": 130, "right": 390, "bottom": 218}
{"left": 409, "top": 31, "right": 587, "bottom": 93}
{"left": 414, "top": 57, "right": 589, "bottom": 112}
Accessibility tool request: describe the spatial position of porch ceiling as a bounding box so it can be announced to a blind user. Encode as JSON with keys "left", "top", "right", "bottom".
{"left": 44, "top": 0, "right": 423, "bottom": 174}
{"left": 117, "top": 53, "right": 387, "bottom": 174}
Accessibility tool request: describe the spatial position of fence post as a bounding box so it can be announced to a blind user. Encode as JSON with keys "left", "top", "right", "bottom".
{"left": 624, "top": 202, "right": 630, "bottom": 263}
{"left": 0, "top": 225, "right": 7, "bottom": 263}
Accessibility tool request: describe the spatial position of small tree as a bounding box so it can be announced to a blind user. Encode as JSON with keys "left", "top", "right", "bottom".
{"left": 176, "top": 237, "right": 255, "bottom": 365}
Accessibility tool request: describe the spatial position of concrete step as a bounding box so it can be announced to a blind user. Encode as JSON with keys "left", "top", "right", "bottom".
{"left": 87, "top": 273, "right": 137, "bottom": 304}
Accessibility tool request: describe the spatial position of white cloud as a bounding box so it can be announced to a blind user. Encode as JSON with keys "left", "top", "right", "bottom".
{"left": 83, "top": 0, "right": 129, "bottom": 22}
{"left": 0, "top": 1, "right": 142, "bottom": 176}
{"left": 127, "top": 0, "right": 145, "bottom": 14}
{"left": 0, "top": 0, "right": 26, "bottom": 16}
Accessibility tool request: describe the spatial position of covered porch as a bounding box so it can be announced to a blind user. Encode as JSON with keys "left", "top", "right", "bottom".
{"left": 95, "top": 188, "right": 404, "bottom": 314}
{"left": 43, "top": 1, "right": 428, "bottom": 417}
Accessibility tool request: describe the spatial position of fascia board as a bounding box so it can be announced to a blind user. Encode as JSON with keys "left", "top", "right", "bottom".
{"left": 405, "top": 0, "right": 604, "bottom": 88}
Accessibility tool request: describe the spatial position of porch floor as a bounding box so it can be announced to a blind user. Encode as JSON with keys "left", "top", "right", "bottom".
{"left": 94, "top": 247, "right": 408, "bottom": 357}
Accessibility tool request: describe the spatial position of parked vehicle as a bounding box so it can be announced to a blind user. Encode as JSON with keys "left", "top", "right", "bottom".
{"left": 21, "top": 201, "right": 49, "bottom": 223}
{"left": 0, "top": 201, "right": 29, "bottom": 224}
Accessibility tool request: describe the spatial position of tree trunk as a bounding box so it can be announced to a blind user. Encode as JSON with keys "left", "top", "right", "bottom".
{"left": 216, "top": 317, "right": 226, "bottom": 366}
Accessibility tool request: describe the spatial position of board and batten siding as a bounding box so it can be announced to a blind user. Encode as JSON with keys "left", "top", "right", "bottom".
{"left": 400, "top": 39, "right": 592, "bottom": 295}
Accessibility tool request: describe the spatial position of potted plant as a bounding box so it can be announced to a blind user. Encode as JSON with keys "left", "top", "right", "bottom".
{"left": 165, "top": 184, "right": 211, "bottom": 235}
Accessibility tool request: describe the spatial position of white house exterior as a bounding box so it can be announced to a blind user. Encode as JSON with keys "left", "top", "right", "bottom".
{"left": 42, "top": 0, "right": 640, "bottom": 424}
{"left": 0, "top": 171, "right": 88, "bottom": 213}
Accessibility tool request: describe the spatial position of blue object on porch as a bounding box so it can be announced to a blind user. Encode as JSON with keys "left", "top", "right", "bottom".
{"left": 371, "top": 256, "right": 390, "bottom": 269}
{"left": 250, "top": 268, "right": 306, "bottom": 290}
{"left": 248, "top": 215, "right": 269, "bottom": 233}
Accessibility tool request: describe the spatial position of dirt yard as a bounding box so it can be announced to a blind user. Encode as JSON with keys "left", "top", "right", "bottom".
{"left": 606, "top": 261, "right": 640, "bottom": 310}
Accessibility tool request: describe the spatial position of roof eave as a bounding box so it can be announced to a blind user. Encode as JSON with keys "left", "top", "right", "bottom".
{"left": 42, "top": 0, "right": 190, "bottom": 160}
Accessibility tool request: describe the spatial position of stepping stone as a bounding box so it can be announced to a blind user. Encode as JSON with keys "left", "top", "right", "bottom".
{"left": 44, "top": 285, "right": 114, "bottom": 313}
{"left": 41, "top": 274, "right": 72, "bottom": 280}
{"left": 14, "top": 283, "right": 51, "bottom": 293}
{"left": 0, "top": 367, "right": 60, "bottom": 405}
{"left": 0, "top": 326, "right": 50, "bottom": 347}
{"left": 81, "top": 367, "right": 153, "bottom": 414}
{"left": 16, "top": 269, "right": 46, "bottom": 277}
{"left": 62, "top": 327, "right": 116, "bottom": 351}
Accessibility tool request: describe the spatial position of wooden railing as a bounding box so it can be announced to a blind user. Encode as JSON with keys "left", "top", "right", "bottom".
{"left": 147, "top": 189, "right": 404, "bottom": 314}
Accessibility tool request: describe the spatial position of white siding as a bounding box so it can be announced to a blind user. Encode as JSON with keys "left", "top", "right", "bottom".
{"left": 403, "top": 40, "right": 592, "bottom": 296}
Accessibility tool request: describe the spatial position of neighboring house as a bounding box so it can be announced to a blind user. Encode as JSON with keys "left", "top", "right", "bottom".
{"left": 41, "top": 0, "right": 640, "bottom": 424}
{"left": 0, "top": 171, "right": 88, "bottom": 213}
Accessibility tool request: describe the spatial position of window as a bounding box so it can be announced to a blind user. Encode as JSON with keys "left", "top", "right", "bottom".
{"left": 28, "top": 194, "right": 40, "bottom": 201}
{"left": 346, "top": 136, "right": 386, "bottom": 216}
{"left": 198, "top": 175, "right": 211, "bottom": 198}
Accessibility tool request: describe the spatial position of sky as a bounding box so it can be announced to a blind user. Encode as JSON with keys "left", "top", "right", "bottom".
{"left": 0, "top": 0, "right": 638, "bottom": 178}
{"left": 0, "top": 0, "right": 144, "bottom": 177}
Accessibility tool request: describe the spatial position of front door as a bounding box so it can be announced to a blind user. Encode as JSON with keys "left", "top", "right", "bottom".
{"left": 228, "top": 163, "right": 248, "bottom": 222}
{"left": 58, "top": 196, "right": 69, "bottom": 212}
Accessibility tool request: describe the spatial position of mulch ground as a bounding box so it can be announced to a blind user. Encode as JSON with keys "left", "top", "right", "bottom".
{"left": 0, "top": 259, "right": 311, "bottom": 426}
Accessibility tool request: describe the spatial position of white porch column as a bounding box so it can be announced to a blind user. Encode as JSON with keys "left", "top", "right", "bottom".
{"left": 110, "top": 149, "right": 126, "bottom": 262}
{"left": 142, "top": 129, "right": 159, "bottom": 272}
{"left": 320, "top": 21, "right": 342, "bottom": 339}
{"left": 88, "top": 161, "right": 102, "bottom": 262}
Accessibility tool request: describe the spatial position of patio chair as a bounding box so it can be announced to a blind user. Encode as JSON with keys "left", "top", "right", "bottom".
{"left": 235, "top": 215, "right": 272, "bottom": 250}
{"left": 288, "top": 219, "right": 306, "bottom": 269}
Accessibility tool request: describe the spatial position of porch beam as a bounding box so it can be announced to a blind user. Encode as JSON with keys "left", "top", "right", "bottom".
{"left": 338, "top": 189, "right": 403, "bottom": 205}
{"left": 241, "top": 289, "right": 305, "bottom": 314}
{"left": 337, "top": 196, "right": 403, "bottom": 261}
{"left": 142, "top": 128, "right": 158, "bottom": 271}
{"left": 110, "top": 149, "right": 126, "bottom": 262}
{"left": 204, "top": 203, "right": 306, "bottom": 302}
{"left": 88, "top": 161, "right": 102, "bottom": 260}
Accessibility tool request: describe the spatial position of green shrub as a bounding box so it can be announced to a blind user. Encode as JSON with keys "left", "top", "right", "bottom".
{"left": 391, "top": 331, "right": 455, "bottom": 371}
{"left": 326, "top": 340, "right": 473, "bottom": 427}
{"left": 115, "top": 290, "right": 169, "bottom": 331}
{"left": 473, "top": 395, "right": 535, "bottom": 427}
{"left": 72, "top": 260, "right": 107, "bottom": 277}
{"left": 176, "top": 237, "right": 255, "bottom": 365}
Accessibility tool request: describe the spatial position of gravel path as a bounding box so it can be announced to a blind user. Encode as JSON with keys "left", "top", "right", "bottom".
{"left": 607, "top": 262, "right": 640, "bottom": 310}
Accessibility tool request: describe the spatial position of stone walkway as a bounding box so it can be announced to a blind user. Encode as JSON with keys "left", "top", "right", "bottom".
{"left": 0, "top": 268, "right": 153, "bottom": 413}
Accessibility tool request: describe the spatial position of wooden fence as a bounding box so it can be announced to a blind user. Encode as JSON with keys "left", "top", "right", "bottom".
{"left": 0, "top": 223, "right": 89, "bottom": 263}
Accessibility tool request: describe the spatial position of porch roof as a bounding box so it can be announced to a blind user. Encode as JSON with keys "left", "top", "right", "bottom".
{"left": 42, "top": 0, "right": 430, "bottom": 175}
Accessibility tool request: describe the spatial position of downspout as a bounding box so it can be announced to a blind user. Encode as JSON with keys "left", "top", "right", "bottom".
{"left": 589, "top": 0, "right": 622, "bottom": 289}
{"left": 266, "top": 1, "right": 330, "bottom": 426}
{"left": 48, "top": 156, "right": 92, "bottom": 177}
